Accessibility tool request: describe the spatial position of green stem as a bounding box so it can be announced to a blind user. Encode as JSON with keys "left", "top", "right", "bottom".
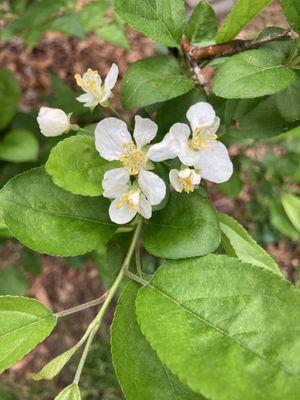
{"left": 73, "top": 218, "right": 142, "bottom": 385}
{"left": 55, "top": 292, "right": 108, "bottom": 318}
{"left": 106, "top": 104, "right": 132, "bottom": 130}
{"left": 135, "top": 243, "right": 142, "bottom": 277}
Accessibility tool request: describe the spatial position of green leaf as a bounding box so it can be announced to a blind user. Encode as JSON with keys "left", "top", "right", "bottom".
{"left": 269, "top": 200, "right": 299, "bottom": 240}
{"left": 0, "top": 69, "right": 20, "bottom": 130}
{"left": 0, "top": 296, "right": 57, "bottom": 373}
{"left": 275, "top": 76, "right": 300, "bottom": 122}
{"left": 136, "top": 254, "right": 300, "bottom": 400}
{"left": 47, "top": 14, "right": 85, "bottom": 39}
{"left": 96, "top": 24, "right": 130, "bottom": 50}
{"left": 281, "top": 193, "right": 300, "bottom": 232}
{"left": 0, "top": 130, "right": 39, "bottom": 163}
{"left": 121, "top": 56, "right": 194, "bottom": 110}
{"left": 225, "top": 96, "right": 289, "bottom": 140}
{"left": 79, "top": 0, "right": 108, "bottom": 31}
{"left": 268, "top": 125, "right": 300, "bottom": 143}
{"left": 218, "top": 169, "right": 243, "bottom": 198}
{"left": 185, "top": 0, "right": 217, "bottom": 46}
{"left": 115, "top": 0, "right": 184, "bottom": 47}
{"left": 218, "top": 213, "right": 281, "bottom": 274}
{"left": 0, "top": 266, "right": 28, "bottom": 296}
{"left": 55, "top": 384, "right": 81, "bottom": 400}
{"left": 156, "top": 88, "right": 206, "bottom": 138}
{"left": 46, "top": 135, "right": 119, "bottom": 197}
{"left": 111, "top": 281, "right": 204, "bottom": 400}
{"left": 216, "top": 0, "right": 272, "bottom": 43}
{"left": 213, "top": 49, "right": 296, "bottom": 99}
{"left": 143, "top": 192, "right": 220, "bottom": 259}
{"left": 280, "top": 0, "right": 300, "bottom": 33}
{"left": 33, "top": 335, "right": 87, "bottom": 381}
{"left": 0, "top": 167, "right": 116, "bottom": 256}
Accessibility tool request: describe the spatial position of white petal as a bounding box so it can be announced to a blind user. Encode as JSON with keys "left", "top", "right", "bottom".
{"left": 194, "top": 140, "right": 233, "bottom": 183}
{"left": 133, "top": 116, "right": 158, "bottom": 148}
{"left": 95, "top": 117, "right": 132, "bottom": 161}
{"left": 147, "top": 133, "right": 177, "bottom": 162}
{"left": 104, "top": 63, "right": 119, "bottom": 92}
{"left": 138, "top": 169, "right": 166, "bottom": 205}
{"left": 109, "top": 199, "right": 137, "bottom": 224}
{"left": 186, "top": 102, "right": 216, "bottom": 132}
{"left": 169, "top": 170, "right": 183, "bottom": 192}
{"left": 178, "top": 168, "right": 191, "bottom": 179}
{"left": 210, "top": 117, "right": 220, "bottom": 134}
{"left": 147, "top": 123, "right": 190, "bottom": 162}
{"left": 169, "top": 122, "right": 191, "bottom": 142}
{"left": 102, "top": 168, "right": 130, "bottom": 198}
{"left": 139, "top": 195, "right": 152, "bottom": 219}
{"left": 191, "top": 170, "right": 201, "bottom": 185}
{"left": 37, "top": 107, "right": 70, "bottom": 137}
{"left": 177, "top": 142, "right": 200, "bottom": 166}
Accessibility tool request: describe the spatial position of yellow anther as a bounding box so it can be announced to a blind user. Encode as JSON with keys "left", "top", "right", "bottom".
{"left": 119, "top": 141, "right": 148, "bottom": 175}
{"left": 116, "top": 190, "right": 140, "bottom": 211}
{"left": 179, "top": 176, "right": 196, "bottom": 193}
{"left": 189, "top": 126, "right": 217, "bottom": 151}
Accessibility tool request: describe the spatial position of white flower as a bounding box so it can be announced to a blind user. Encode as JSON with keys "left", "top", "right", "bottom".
{"left": 37, "top": 107, "right": 70, "bottom": 137}
{"left": 102, "top": 168, "right": 165, "bottom": 224}
{"left": 149, "top": 102, "right": 233, "bottom": 184}
{"left": 75, "top": 64, "right": 119, "bottom": 108}
{"left": 169, "top": 168, "right": 201, "bottom": 193}
{"left": 95, "top": 114, "right": 166, "bottom": 176}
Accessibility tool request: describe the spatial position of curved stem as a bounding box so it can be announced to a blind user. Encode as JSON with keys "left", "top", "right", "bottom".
{"left": 55, "top": 292, "right": 108, "bottom": 318}
{"left": 106, "top": 104, "right": 132, "bottom": 130}
{"left": 73, "top": 218, "right": 142, "bottom": 385}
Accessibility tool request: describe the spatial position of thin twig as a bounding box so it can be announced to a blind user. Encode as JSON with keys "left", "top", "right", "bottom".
{"left": 182, "top": 29, "right": 292, "bottom": 64}
{"left": 55, "top": 292, "right": 109, "bottom": 318}
{"left": 73, "top": 218, "right": 143, "bottom": 385}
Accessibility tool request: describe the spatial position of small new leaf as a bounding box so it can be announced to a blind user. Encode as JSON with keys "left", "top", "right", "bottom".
{"left": 55, "top": 384, "right": 81, "bottom": 400}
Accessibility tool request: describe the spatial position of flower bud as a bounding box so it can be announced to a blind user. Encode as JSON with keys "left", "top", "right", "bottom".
{"left": 37, "top": 107, "right": 70, "bottom": 137}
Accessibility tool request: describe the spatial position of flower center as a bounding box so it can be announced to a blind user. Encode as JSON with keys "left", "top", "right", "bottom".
{"left": 189, "top": 126, "right": 217, "bottom": 151}
{"left": 119, "top": 141, "right": 148, "bottom": 175}
{"left": 116, "top": 190, "right": 140, "bottom": 211}
{"left": 179, "top": 175, "right": 196, "bottom": 193}
{"left": 75, "top": 68, "right": 103, "bottom": 98}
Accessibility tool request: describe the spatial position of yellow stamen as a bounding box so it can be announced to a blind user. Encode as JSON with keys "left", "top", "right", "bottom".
{"left": 179, "top": 176, "right": 196, "bottom": 193}
{"left": 119, "top": 141, "right": 148, "bottom": 175}
{"left": 189, "top": 125, "right": 217, "bottom": 151}
{"left": 74, "top": 68, "right": 102, "bottom": 97}
{"left": 116, "top": 190, "right": 139, "bottom": 211}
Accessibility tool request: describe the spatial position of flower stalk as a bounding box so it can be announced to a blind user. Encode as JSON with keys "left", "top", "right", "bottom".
{"left": 73, "top": 218, "right": 143, "bottom": 385}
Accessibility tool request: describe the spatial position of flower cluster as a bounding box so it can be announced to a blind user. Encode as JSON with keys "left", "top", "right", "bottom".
{"left": 37, "top": 65, "right": 233, "bottom": 225}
